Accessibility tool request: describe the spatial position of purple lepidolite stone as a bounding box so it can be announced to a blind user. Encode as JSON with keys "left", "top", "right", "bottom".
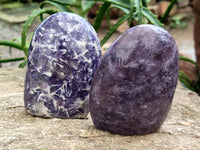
{"left": 89, "top": 24, "right": 179, "bottom": 135}
{"left": 24, "top": 12, "right": 101, "bottom": 118}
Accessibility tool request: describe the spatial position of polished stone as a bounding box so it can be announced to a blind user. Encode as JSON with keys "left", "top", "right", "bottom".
{"left": 89, "top": 24, "right": 179, "bottom": 135}
{"left": 24, "top": 12, "right": 101, "bottom": 118}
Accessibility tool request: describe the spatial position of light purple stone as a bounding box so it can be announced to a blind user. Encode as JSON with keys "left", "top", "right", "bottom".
{"left": 89, "top": 24, "right": 179, "bottom": 135}
{"left": 24, "top": 12, "right": 101, "bottom": 118}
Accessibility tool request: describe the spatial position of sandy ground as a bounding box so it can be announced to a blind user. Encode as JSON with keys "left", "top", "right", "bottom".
{"left": 0, "top": 68, "right": 200, "bottom": 149}
{"left": 0, "top": 18, "right": 196, "bottom": 68}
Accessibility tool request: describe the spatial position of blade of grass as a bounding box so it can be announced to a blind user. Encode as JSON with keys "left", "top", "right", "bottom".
{"left": 82, "top": 0, "right": 95, "bottom": 13}
{"left": 179, "top": 56, "right": 200, "bottom": 83}
{"left": 179, "top": 71, "right": 194, "bottom": 86}
{"left": 179, "top": 56, "right": 200, "bottom": 71}
{"left": 179, "top": 77, "right": 195, "bottom": 92}
{"left": 49, "top": 0, "right": 81, "bottom": 7}
{"left": 179, "top": 71, "right": 195, "bottom": 91}
{"left": 0, "top": 57, "right": 25, "bottom": 63}
{"left": 160, "top": 0, "right": 176, "bottom": 23}
{"left": 97, "top": 0, "right": 130, "bottom": 9}
{"left": 142, "top": 7, "right": 163, "bottom": 26}
{"left": 134, "top": 0, "right": 143, "bottom": 24}
{"left": 106, "top": 5, "right": 126, "bottom": 29}
{"left": 106, "top": 6, "right": 114, "bottom": 29}
{"left": 19, "top": 60, "right": 27, "bottom": 68}
{"left": 21, "top": 9, "right": 58, "bottom": 56}
{"left": 40, "top": 1, "right": 74, "bottom": 12}
{"left": 106, "top": 5, "right": 137, "bottom": 28}
{"left": 93, "top": 2, "right": 111, "bottom": 32}
{"left": 0, "top": 41, "right": 27, "bottom": 51}
{"left": 40, "top": 0, "right": 74, "bottom": 12}
{"left": 40, "top": 1, "right": 74, "bottom": 21}
{"left": 9, "top": 47, "right": 12, "bottom": 56}
{"left": 142, "top": 0, "right": 147, "bottom": 7}
{"left": 129, "top": 0, "right": 134, "bottom": 24}
{"left": 101, "top": 14, "right": 130, "bottom": 46}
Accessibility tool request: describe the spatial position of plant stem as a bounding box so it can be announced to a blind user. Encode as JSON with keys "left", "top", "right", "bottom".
{"left": 0, "top": 57, "right": 25, "bottom": 63}
{"left": 160, "top": 0, "right": 176, "bottom": 23}
{"left": 0, "top": 41, "right": 27, "bottom": 51}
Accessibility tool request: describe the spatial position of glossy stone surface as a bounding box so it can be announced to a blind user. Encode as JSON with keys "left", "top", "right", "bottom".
{"left": 24, "top": 12, "right": 101, "bottom": 118}
{"left": 89, "top": 24, "right": 179, "bottom": 135}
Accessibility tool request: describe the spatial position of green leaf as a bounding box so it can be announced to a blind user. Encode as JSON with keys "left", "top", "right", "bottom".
{"left": 160, "top": 0, "right": 176, "bottom": 23}
{"left": 0, "top": 41, "right": 26, "bottom": 51}
{"left": 142, "top": 7, "right": 163, "bottom": 26}
{"left": 21, "top": 9, "right": 58, "bottom": 56}
{"left": 142, "top": 0, "right": 148, "bottom": 7}
{"left": 49, "top": 0, "right": 81, "bottom": 7}
{"left": 179, "top": 56, "right": 200, "bottom": 83}
{"left": 179, "top": 56, "right": 200, "bottom": 94}
{"left": 106, "top": 6, "right": 113, "bottom": 29}
{"left": 105, "top": 2, "right": 160, "bottom": 26}
{"left": 179, "top": 71, "right": 195, "bottom": 92}
{"left": 101, "top": 14, "right": 130, "bottom": 46}
{"left": 93, "top": 2, "right": 111, "bottom": 32}
{"left": 111, "top": 5, "right": 130, "bottom": 14}
{"left": 129, "top": 0, "right": 134, "bottom": 24}
{"left": 40, "top": 0, "right": 74, "bottom": 12}
{"left": 39, "top": 0, "right": 74, "bottom": 21}
{"left": 19, "top": 60, "right": 27, "bottom": 68}
{"left": 179, "top": 56, "right": 200, "bottom": 71}
{"left": 179, "top": 71, "right": 194, "bottom": 86}
{"left": 106, "top": 4, "right": 139, "bottom": 28}
{"left": 12, "top": 37, "right": 21, "bottom": 44}
{"left": 134, "top": 0, "right": 143, "bottom": 24}
{"left": 81, "top": 0, "right": 95, "bottom": 12}
{"left": 0, "top": 57, "right": 25, "bottom": 63}
{"left": 179, "top": 78, "right": 195, "bottom": 92}
{"left": 98, "top": 0, "right": 130, "bottom": 9}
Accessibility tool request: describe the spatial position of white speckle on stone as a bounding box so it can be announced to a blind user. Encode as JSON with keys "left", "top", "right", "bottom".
{"left": 144, "top": 105, "right": 148, "bottom": 109}
{"left": 43, "top": 71, "right": 52, "bottom": 77}
{"left": 63, "top": 42, "right": 67, "bottom": 47}
{"left": 50, "top": 29, "right": 56, "bottom": 33}
{"left": 58, "top": 22, "right": 64, "bottom": 28}
{"left": 49, "top": 34, "right": 53, "bottom": 38}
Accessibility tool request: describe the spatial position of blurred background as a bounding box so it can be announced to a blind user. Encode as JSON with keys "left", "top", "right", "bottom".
{"left": 0, "top": 0, "right": 196, "bottom": 67}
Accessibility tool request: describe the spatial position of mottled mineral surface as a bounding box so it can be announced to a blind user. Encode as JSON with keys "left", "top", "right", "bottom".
{"left": 90, "top": 24, "right": 179, "bottom": 135}
{"left": 24, "top": 12, "right": 101, "bottom": 118}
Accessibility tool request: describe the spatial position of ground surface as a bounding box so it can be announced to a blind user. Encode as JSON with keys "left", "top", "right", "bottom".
{"left": 0, "top": 68, "right": 200, "bottom": 150}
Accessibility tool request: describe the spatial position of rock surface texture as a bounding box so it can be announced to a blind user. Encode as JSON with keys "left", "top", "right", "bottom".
{"left": 90, "top": 25, "right": 179, "bottom": 135}
{"left": 0, "top": 69, "right": 200, "bottom": 149}
{"left": 24, "top": 12, "right": 101, "bottom": 118}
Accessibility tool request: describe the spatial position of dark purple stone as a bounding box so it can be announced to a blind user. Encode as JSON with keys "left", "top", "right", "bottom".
{"left": 24, "top": 12, "right": 101, "bottom": 118}
{"left": 89, "top": 24, "right": 179, "bottom": 135}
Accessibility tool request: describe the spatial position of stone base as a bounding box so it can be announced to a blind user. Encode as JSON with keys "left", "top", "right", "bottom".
{"left": 0, "top": 68, "right": 200, "bottom": 149}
